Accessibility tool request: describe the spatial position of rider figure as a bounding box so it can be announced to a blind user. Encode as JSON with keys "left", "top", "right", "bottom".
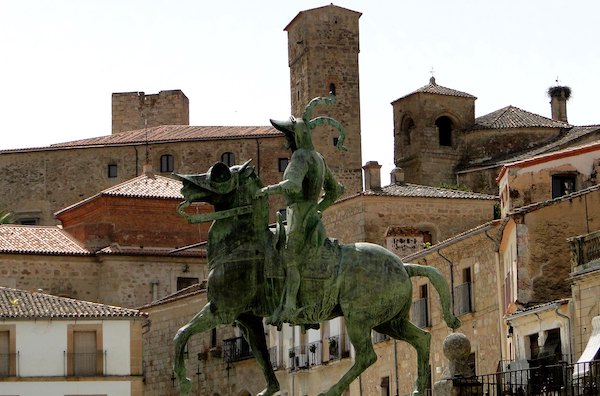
{"left": 257, "top": 95, "right": 345, "bottom": 325}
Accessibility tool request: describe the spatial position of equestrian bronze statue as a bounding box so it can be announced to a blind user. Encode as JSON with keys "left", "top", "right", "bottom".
{"left": 173, "top": 97, "right": 460, "bottom": 396}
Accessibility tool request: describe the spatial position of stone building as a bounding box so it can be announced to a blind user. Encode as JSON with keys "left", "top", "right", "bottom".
{"left": 393, "top": 78, "right": 600, "bottom": 194}
{"left": 0, "top": 286, "right": 146, "bottom": 396}
{"left": 0, "top": 171, "right": 207, "bottom": 308}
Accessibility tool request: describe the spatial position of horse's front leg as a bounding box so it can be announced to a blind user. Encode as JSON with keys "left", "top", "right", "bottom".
{"left": 236, "top": 313, "right": 280, "bottom": 396}
{"left": 174, "top": 302, "right": 224, "bottom": 396}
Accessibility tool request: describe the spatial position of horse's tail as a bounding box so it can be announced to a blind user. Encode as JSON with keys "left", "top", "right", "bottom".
{"left": 405, "top": 263, "right": 461, "bottom": 330}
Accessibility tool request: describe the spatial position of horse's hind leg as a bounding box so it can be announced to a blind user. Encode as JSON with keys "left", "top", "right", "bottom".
{"left": 375, "top": 319, "right": 431, "bottom": 395}
{"left": 236, "top": 313, "right": 280, "bottom": 396}
{"left": 319, "top": 319, "right": 377, "bottom": 396}
{"left": 174, "top": 302, "right": 225, "bottom": 396}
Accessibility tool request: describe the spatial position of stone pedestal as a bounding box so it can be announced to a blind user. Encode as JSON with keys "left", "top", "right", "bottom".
{"left": 433, "top": 332, "right": 481, "bottom": 396}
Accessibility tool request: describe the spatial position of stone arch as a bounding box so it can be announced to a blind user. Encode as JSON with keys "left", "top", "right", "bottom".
{"left": 237, "top": 390, "right": 252, "bottom": 396}
{"left": 401, "top": 116, "right": 415, "bottom": 146}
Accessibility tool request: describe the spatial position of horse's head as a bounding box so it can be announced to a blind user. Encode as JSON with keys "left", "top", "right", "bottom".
{"left": 174, "top": 160, "right": 262, "bottom": 223}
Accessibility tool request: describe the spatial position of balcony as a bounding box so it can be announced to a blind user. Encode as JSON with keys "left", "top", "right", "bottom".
{"left": 328, "top": 334, "right": 351, "bottom": 361}
{"left": 223, "top": 336, "right": 252, "bottom": 363}
{"left": 288, "top": 345, "right": 309, "bottom": 371}
{"left": 454, "top": 282, "right": 474, "bottom": 315}
{"left": 66, "top": 351, "right": 105, "bottom": 376}
{"left": 570, "top": 230, "right": 600, "bottom": 272}
{"left": 268, "top": 346, "right": 282, "bottom": 370}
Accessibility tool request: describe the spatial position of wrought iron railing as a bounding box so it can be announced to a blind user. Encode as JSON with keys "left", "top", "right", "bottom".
{"left": 570, "top": 230, "right": 600, "bottom": 268}
{"left": 223, "top": 336, "right": 252, "bottom": 363}
{"left": 66, "top": 351, "right": 104, "bottom": 376}
{"left": 328, "top": 334, "right": 351, "bottom": 361}
{"left": 412, "top": 298, "right": 429, "bottom": 328}
{"left": 455, "top": 359, "right": 600, "bottom": 395}
{"left": 454, "top": 282, "right": 474, "bottom": 315}
{"left": 307, "top": 340, "right": 322, "bottom": 366}
{"left": 268, "top": 346, "right": 281, "bottom": 370}
{"left": 288, "top": 345, "right": 309, "bottom": 371}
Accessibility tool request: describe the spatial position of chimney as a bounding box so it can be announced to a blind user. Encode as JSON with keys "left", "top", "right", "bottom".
{"left": 362, "top": 161, "right": 382, "bottom": 190}
{"left": 390, "top": 167, "right": 405, "bottom": 185}
{"left": 548, "top": 85, "right": 571, "bottom": 123}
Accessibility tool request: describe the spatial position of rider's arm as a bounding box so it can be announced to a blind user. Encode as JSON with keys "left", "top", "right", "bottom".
{"left": 257, "top": 150, "right": 308, "bottom": 197}
{"left": 317, "top": 165, "right": 344, "bottom": 213}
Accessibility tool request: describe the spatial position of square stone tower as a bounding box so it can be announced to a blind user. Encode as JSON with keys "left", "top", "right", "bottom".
{"left": 112, "top": 90, "right": 189, "bottom": 134}
{"left": 285, "top": 5, "right": 363, "bottom": 194}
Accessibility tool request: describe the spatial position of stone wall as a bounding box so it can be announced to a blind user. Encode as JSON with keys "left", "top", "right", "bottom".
{"left": 323, "top": 195, "right": 497, "bottom": 247}
{"left": 112, "top": 90, "right": 189, "bottom": 135}
{"left": 0, "top": 253, "right": 206, "bottom": 308}
{"left": 515, "top": 189, "right": 600, "bottom": 305}
{"left": 1, "top": 136, "right": 289, "bottom": 226}
{"left": 142, "top": 291, "right": 268, "bottom": 396}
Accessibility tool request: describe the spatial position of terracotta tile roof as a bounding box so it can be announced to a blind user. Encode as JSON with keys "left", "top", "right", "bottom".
{"left": 96, "top": 244, "right": 207, "bottom": 258}
{"left": 471, "top": 105, "right": 571, "bottom": 130}
{"left": 0, "top": 225, "right": 90, "bottom": 255}
{"left": 49, "top": 125, "right": 280, "bottom": 149}
{"left": 0, "top": 286, "right": 147, "bottom": 319}
{"left": 137, "top": 282, "right": 207, "bottom": 310}
{"left": 358, "top": 183, "right": 498, "bottom": 200}
{"left": 103, "top": 173, "right": 183, "bottom": 199}
{"left": 460, "top": 126, "right": 600, "bottom": 171}
{"left": 55, "top": 172, "right": 185, "bottom": 216}
{"left": 393, "top": 77, "right": 476, "bottom": 102}
{"left": 496, "top": 140, "right": 600, "bottom": 181}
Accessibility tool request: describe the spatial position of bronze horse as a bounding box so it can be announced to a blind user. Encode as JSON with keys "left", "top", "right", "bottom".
{"left": 173, "top": 160, "right": 460, "bottom": 396}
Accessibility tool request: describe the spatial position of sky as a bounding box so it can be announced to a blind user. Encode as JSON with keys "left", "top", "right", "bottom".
{"left": 2, "top": 1, "right": 599, "bottom": 179}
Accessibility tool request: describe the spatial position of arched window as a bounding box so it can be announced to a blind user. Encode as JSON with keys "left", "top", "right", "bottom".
{"left": 329, "top": 82, "right": 336, "bottom": 96}
{"left": 160, "top": 154, "right": 174, "bottom": 172}
{"left": 402, "top": 117, "right": 415, "bottom": 146}
{"left": 436, "top": 116, "right": 453, "bottom": 147}
{"left": 221, "top": 152, "right": 235, "bottom": 167}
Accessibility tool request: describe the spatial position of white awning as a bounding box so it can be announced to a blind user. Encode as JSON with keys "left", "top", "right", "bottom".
{"left": 577, "top": 316, "right": 600, "bottom": 363}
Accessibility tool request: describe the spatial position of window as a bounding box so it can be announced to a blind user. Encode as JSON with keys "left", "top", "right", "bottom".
{"left": 211, "top": 328, "right": 218, "bottom": 348}
{"left": 329, "top": 82, "right": 336, "bottom": 96}
{"left": 278, "top": 158, "right": 289, "bottom": 173}
{"left": 552, "top": 174, "right": 576, "bottom": 198}
{"left": 107, "top": 164, "right": 118, "bottom": 178}
{"left": 412, "top": 284, "right": 429, "bottom": 328}
{"left": 0, "top": 327, "right": 16, "bottom": 377}
{"left": 436, "top": 116, "right": 453, "bottom": 146}
{"left": 221, "top": 152, "right": 235, "bottom": 167}
{"left": 454, "top": 267, "right": 474, "bottom": 315}
{"left": 380, "top": 376, "right": 390, "bottom": 396}
{"left": 177, "top": 277, "right": 199, "bottom": 291}
{"left": 67, "top": 324, "right": 102, "bottom": 377}
{"left": 17, "top": 217, "right": 38, "bottom": 225}
{"left": 160, "top": 154, "right": 174, "bottom": 173}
